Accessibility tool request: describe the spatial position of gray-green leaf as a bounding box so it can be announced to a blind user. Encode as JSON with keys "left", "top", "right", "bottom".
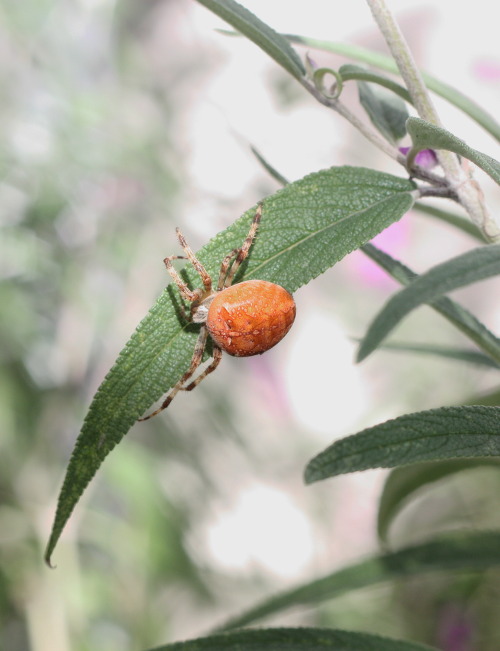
{"left": 45, "top": 166, "right": 415, "bottom": 566}
{"left": 358, "top": 81, "right": 409, "bottom": 144}
{"left": 360, "top": 244, "right": 500, "bottom": 365}
{"left": 407, "top": 117, "right": 500, "bottom": 185}
{"left": 357, "top": 244, "right": 500, "bottom": 363}
{"left": 305, "top": 406, "right": 500, "bottom": 484}
{"left": 146, "top": 627, "right": 438, "bottom": 651}
{"left": 339, "top": 64, "right": 411, "bottom": 104}
{"left": 219, "top": 531, "right": 500, "bottom": 631}
{"left": 378, "top": 460, "right": 500, "bottom": 543}
{"left": 196, "top": 0, "right": 305, "bottom": 80}
{"left": 285, "top": 35, "right": 500, "bottom": 142}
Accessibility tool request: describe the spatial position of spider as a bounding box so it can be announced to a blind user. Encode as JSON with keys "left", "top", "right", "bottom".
{"left": 139, "top": 203, "right": 296, "bottom": 421}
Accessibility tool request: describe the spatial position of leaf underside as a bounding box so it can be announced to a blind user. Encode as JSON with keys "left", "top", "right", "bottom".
{"left": 45, "top": 166, "right": 415, "bottom": 565}
{"left": 357, "top": 243, "right": 500, "bottom": 362}
{"left": 406, "top": 117, "right": 500, "bottom": 185}
{"left": 360, "top": 244, "right": 500, "bottom": 365}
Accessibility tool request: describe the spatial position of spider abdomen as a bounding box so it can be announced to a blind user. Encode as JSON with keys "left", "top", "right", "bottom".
{"left": 206, "top": 279, "right": 296, "bottom": 357}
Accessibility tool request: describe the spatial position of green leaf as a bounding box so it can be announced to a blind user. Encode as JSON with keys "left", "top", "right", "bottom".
{"left": 358, "top": 81, "right": 409, "bottom": 144}
{"left": 45, "top": 166, "right": 415, "bottom": 566}
{"left": 378, "top": 460, "right": 500, "bottom": 543}
{"left": 285, "top": 35, "right": 500, "bottom": 142}
{"left": 357, "top": 244, "right": 500, "bottom": 363}
{"left": 339, "top": 64, "right": 411, "bottom": 104}
{"left": 218, "top": 531, "right": 500, "bottom": 631}
{"left": 250, "top": 146, "right": 289, "bottom": 186}
{"left": 146, "top": 627, "right": 438, "bottom": 651}
{"left": 304, "top": 406, "right": 500, "bottom": 484}
{"left": 370, "top": 341, "right": 500, "bottom": 369}
{"left": 196, "top": 0, "right": 305, "bottom": 80}
{"left": 360, "top": 244, "right": 500, "bottom": 365}
{"left": 407, "top": 117, "right": 500, "bottom": 185}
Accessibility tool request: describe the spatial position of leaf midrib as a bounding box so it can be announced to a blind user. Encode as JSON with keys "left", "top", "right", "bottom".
{"left": 246, "top": 189, "right": 413, "bottom": 280}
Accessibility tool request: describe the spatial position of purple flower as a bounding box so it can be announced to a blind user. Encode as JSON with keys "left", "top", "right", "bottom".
{"left": 400, "top": 146, "right": 439, "bottom": 169}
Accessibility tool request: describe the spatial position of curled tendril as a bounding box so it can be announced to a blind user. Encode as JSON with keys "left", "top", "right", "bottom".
{"left": 312, "top": 67, "right": 343, "bottom": 100}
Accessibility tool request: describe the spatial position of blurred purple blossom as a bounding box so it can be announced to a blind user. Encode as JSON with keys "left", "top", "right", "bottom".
{"left": 399, "top": 146, "right": 438, "bottom": 169}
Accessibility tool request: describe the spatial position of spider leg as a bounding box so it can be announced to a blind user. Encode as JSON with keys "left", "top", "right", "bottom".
{"left": 138, "top": 326, "right": 209, "bottom": 421}
{"left": 216, "top": 248, "right": 239, "bottom": 291}
{"left": 181, "top": 344, "right": 223, "bottom": 392}
{"left": 164, "top": 255, "right": 204, "bottom": 303}
{"left": 176, "top": 228, "right": 212, "bottom": 293}
{"left": 223, "top": 202, "right": 262, "bottom": 288}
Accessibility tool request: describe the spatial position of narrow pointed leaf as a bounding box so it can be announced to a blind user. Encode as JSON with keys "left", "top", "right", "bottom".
{"left": 305, "top": 406, "right": 500, "bottom": 484}
{"left": 360, "top": 244, "right": 500, "bottom": 365}
{"left": 358, "top": 81, "right": 409, "bottom": 144}
{"left": 251, "top": 146, "right": 289, "bottom": 186}
{"left": 146, "top": 627, "right": 438, "bottom": 651}
{"left": 196, "top": 0, "right": 305, "bottom": 80}
{"left": 378, "top": 460, "right": 500, "bottom": 543}
{"left": 339, "top": 64, "right": 411, "bottom": 104}
{"left": 371, "top": 341, "right": 500, "bottom": 368}
{"left": 407, "top": 117, "right": 500, "bottom": 185}
{"left": 285, "top": 35, "right": 500, "bottom": 142}
{"left": 45, "top": 166, "right": 415, "bottom": 566}
{"left": 219, "top": 531, "right": 500, "bottom": 631}
{"left": 357, "top": 244, "right": 500, "bottom": 362}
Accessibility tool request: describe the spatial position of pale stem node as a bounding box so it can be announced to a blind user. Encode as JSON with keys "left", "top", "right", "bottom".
{"left": 366, "top": 0, "right": 500, "bottom": 242}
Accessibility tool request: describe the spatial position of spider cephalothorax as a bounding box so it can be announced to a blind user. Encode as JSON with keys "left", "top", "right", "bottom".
{"left": 139, "top": 203, "right": 296, "bottom": 421}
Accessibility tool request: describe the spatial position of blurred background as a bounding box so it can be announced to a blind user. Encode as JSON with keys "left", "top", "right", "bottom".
{"left": 1, "top": 1, "right": 499, "bottom": 650}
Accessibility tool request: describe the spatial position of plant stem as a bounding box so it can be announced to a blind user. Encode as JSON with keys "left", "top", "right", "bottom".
{"left": 366, "top": 0, "right": 499, "bottom": 242}
{"left": 366, "top": 0, "right": 500, "bottom": 242}
{"left": 301, "top": 78, "right": 401, "bottom": 161}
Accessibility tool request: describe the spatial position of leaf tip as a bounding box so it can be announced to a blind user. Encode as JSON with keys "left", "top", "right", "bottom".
{"left": 303, "top": 461, "right": 319, "bottom": 485}
{"left": 44, "top": 548, "right": 57, "bottom": 569}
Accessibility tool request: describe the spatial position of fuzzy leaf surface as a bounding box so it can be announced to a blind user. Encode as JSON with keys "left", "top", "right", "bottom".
{"left": 146, "top": 627, "right": 437, "bottom": 651}
{"left": 407, "top": 117, "right": 500, "bottom": 184}
{"left": 305, "top": 406, "right": 500, "bottom": 484}
{"left": 357, "top": 244, "right": 500, "bottom": 362}
{"left": 45, "top": 166, "right": 414, "bottom": 565}
{"left": 358, "top": 81, "right": 409, "bottom": 144}
{"left": 219, "top": 531, "right": 500, "bottom": 630}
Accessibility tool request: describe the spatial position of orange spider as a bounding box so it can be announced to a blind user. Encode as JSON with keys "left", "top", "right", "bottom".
{"left": 139, "top": 203, "right": 296, "bottom": 421}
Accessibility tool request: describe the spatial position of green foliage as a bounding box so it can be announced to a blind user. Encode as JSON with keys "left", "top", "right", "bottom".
{"left": 406, "top": 118, "right": 500, "bottom": 184}
{"left": 219, "top": 532, "right": 500, "bottom": 630}
{"left": 196, "top": 0, "right": 305, "bottom": 80}
{"left": 45, "top": 166, "right": 415, "bottom": 565}
{"left": 13, "top": 0, "right": 498, "bottom": 649}
{"left": 285, "top": 35, "right": 500, "bottom": 142}
{"left": 358, "top": 244, "right": 500, "bottom": 362}
{"left": 357, "top": 81, "right": 409, "bottom": 144}
{"left": 339, "top": 64, "right": 412, "bottom": 104}
{"left": 145, "top": 627, "right": 438, "bottom": 651}
{"left": 377, "top": 460, "right": 500, "bottom": 543}
{"left": 360, "top": 244, "right": 500, "bottom": 364}
{"left": 305, "top": 406, "right": 500, "bottom": 483}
